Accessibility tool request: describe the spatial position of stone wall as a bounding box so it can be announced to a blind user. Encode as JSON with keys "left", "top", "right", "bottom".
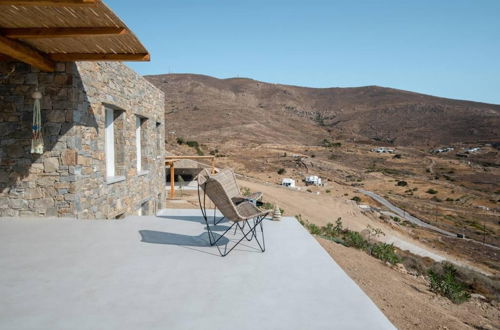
{"left": 74, "top": 62, "right": 165, "bottom": 219}
{"left": 0, "top": 61, "right": 165, "bottom": 219}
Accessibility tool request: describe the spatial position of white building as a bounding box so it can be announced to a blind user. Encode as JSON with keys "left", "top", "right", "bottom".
{"left": 282, "top": 178, "right": 296, "bottom": 188}
{"left": 305, "top": 175, "right": 322, "bottom": 186}
{"left": 371, "top": 147, "right": 395, "bottom": 154}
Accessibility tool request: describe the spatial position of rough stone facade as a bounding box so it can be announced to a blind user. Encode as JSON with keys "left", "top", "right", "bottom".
{"left": 0, "top": 61, "right": 165, "bottom": 219}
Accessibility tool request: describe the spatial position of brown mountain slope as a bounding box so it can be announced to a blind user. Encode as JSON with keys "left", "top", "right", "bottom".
{"left": 145, "top": 73, "right": 500, "bottom": 146}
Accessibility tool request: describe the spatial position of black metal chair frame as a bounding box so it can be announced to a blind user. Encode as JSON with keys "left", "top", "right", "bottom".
{"left": 198, "top": 182, "right": 268, "bottom": 257}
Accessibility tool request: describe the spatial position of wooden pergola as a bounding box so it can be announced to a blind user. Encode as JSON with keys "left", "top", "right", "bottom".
{"left": 165, "top": 156, "right": 217, "bottom": 199}
{"left": 0, "top": 0, "right": 149, "bottom": 71}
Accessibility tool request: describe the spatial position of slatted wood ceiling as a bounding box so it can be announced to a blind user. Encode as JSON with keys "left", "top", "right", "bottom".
{"left": 0, "top": 0, "right": 149, "bottom": 72}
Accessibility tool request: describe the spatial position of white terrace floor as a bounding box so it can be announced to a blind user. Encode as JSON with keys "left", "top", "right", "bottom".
{"left": 0, "top": 209, "right": 394, "bottom": 330}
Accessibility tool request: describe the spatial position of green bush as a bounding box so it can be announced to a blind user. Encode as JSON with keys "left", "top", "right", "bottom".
{"left": 351, "top": 196, "right": 361, "bottom": 202}
{"left": 176, "top": 137, "right": 184, "bottom": 145}
{"left": 344, "top": 231, "right": 369, "bottom": 250}
{"left": 370, "top": 243, "right": 400, "bottom": 265}
{"left": 262, "top": 202, "right": 274, "bottom": 210}
{"left": 326, "top": 189, "right": 331, "bottom": 193}
{"left": 308, "top": 223, "right": 321, "bottom": 235}
{"left": 241, "top": 187, "right": 251, "bottom": 197}
{"left": 277, "top": 168, "right": 286, "bottom": 175}
{"left": 426, "top": 188, "right": 438, "bottom": 194}
{"left": 428, "top": 263, "right": 470, "bottom": 304}
{"left": 396, "top": 181, "right": 408, "bottom": 187}
{"left": 186, "top": 140, "right": 199, "bottom": 148}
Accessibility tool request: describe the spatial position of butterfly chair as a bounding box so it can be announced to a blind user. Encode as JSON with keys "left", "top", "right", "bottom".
{"left": 197, "top": 168, "right": 262, "bottom": 226}
{"left": 198, "top": 169, "right": 269, "bottom": 257}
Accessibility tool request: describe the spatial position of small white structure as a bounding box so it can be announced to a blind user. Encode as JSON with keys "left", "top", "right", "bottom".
{"left": 465, "top": 147, "right": 480, "bottom": 153}
{"left": 371, "top": 147, "right": 395, "bottom": 154}
{"left": 431, "top": 147, "right": 454, "bottom": 154}
{"left": 282, "top": 178, "right": 296, "bottom": 188}
{"left": 305, "top": 175, "right": 322, "bottom": 186}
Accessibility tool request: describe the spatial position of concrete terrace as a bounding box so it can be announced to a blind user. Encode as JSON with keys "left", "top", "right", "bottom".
{"left": 0, "top": 209, "right": 394, "bottom": 330}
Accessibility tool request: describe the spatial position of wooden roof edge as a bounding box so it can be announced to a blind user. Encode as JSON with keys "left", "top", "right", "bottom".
{"left": 0, "top": 0, "right": 99, "bottom": 7}
{"left": 49, "top": 53, "right": 150, "bottom": 62}
{"left": 1, "top": 27, "right": 127, "bottom": 39}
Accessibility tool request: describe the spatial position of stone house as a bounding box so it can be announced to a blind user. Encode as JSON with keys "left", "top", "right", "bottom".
{"left": 0, "top": 1, "right": 165, "bottom": 219}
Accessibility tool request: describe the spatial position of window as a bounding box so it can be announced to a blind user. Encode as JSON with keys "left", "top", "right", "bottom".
{"left": 156, "top": 122, "right": 162, "bottom": 155}
{"left": 136, "top": 116, "right": 148, "bottom": 173}
{"left": 105, "top": 107, "right": 125, "bottom": 181}
{"left": 105, "top": 108, "right": 115, "bottom": 177}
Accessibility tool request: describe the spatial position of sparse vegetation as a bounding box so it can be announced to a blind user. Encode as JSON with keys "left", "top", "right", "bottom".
{"left": 241, "top": 187, "right": 251, "bottom": 197}
{"left": 428, "top": 263, "right": 471, "bottom": 304}
{"left": 297, "top": 216, "right": 400, "bottom": 265}
{"left": 277, "top": 168, "right": 286, "bottom": 175}
{"left": 321, "top": 139, "right": 341, "bottom": 148}
{"left": 426, "top": 188, "right": 438, "bottom": 194}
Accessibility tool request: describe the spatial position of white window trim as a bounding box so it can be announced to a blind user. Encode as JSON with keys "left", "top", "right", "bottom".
{"left": 105, "top": 108, "right": 115, "bottom": 178}
{"left": 136, "top": 116, "right": 141, "bottom": 173}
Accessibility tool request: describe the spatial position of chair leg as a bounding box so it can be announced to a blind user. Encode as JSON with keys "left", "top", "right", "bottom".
{"left": 207, "top": 215, "right": 267, "bottom": 257}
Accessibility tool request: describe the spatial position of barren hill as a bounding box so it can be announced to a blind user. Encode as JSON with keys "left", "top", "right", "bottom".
{"left": 145, "top": 73, "right": 500, "bottom": 146}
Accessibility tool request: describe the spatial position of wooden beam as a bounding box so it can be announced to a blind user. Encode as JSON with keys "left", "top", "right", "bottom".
{"left": 49, "top": 53, "right": 150, "bottom": 62}
{"left": 0, "top": 0, "right": 98, "bottom": 6}
{"left": 169, "top": 163, "right": 175, "bottom": 199}
{"left": 1, "top": 27, "right": 127, "bottom": 39}
{"left": 0, "top": 35, "right": 54, "bottom": 71}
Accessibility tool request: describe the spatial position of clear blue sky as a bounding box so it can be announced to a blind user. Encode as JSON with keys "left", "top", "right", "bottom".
{"left": 107, "top": 0, "right": 500, "bottom": 104}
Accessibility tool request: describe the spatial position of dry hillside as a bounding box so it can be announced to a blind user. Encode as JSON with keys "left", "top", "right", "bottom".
{"left": 145, "top": 73, "right": 500, "bottom": 146}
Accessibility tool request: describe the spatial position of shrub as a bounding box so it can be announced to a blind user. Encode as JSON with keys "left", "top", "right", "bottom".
{"left": 326, "top": 189, "right": 331, "bottom": 193}
{"left": 351, "top": 196, "right": 361, "bottom": 202}
{"left": 431, "top": 196, "right": 442, "bottom": 202}
{"left": 370, "top": 243, "right": 400, "bottom": 265}
{"left": 428, "top": 263, "right": 470, "bottom": 304}
{"left": 241, "top": 187, "right": 251, "bottom": 197}
{"left": 426, "top": 188, "right": 438, "bottom": 194}
{"left": 262, "top": 202, "right": 274, "bottom": 210}
{"left": 321, "top": 139, "right": 334, "bottom": 147}
{"left": 311, "top": 154, "right": 316, "bottom": 158}
{"left": 277, "top": 168, "right": 286, "bottom": 175}
{"left": 308, "top": 223, "right": 321, "bottom": 235}
{"left": 396, "top": 181, "right": 408, "bottom": 187}
{"left": 186, "top": 140, "right": 199, "bottom": 148}
{"left": 344, "top": 231, "right": 369, "bottom": 250}
{"left": 176, "top": 137, "right": 184, "bottom": 145}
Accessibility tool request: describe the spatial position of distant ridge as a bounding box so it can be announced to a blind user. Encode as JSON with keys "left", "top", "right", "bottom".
{"left": 145, "top": 73, "right": 500, "bottom": 146}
